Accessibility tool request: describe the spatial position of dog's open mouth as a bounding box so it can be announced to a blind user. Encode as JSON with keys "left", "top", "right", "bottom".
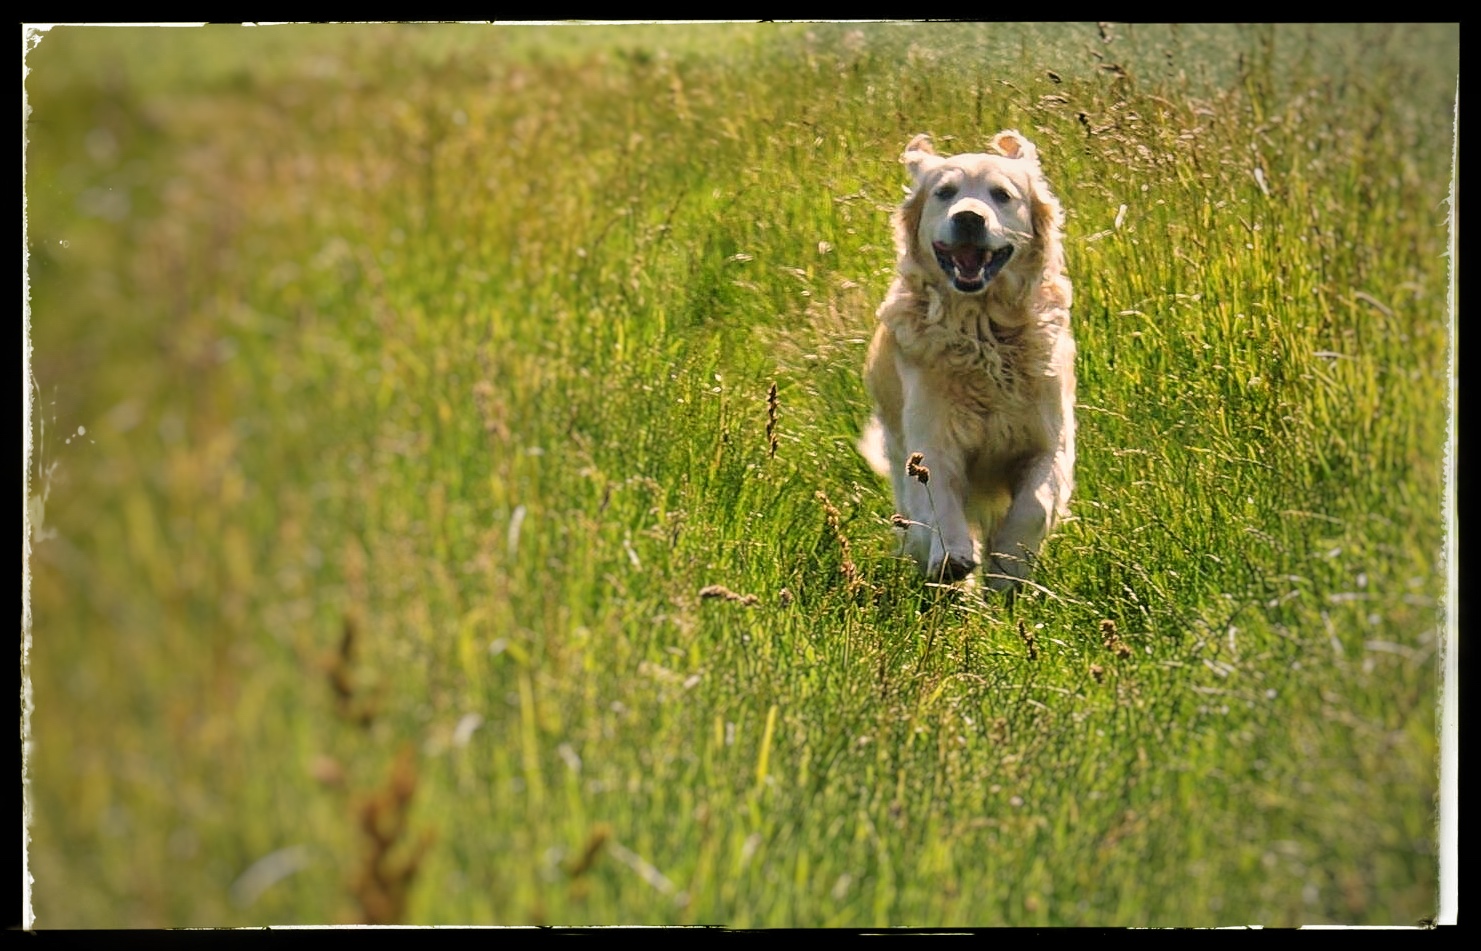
{"left": 933, "top": 242, "right": 1014, "bottom": 294}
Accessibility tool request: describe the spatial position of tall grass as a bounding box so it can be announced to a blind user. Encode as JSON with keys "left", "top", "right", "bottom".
{"left": 24, "top": 22, "right": 1455, "bottom": 927}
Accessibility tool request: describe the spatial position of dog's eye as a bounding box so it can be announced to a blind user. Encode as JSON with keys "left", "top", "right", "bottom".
{"left": 934, "top": 184, "right": 958, "bottom": 200}
{"left": 990, "top": 186, "right": 1013, "bottom": 203}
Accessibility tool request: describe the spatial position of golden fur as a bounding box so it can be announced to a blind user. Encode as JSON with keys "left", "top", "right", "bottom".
{"left": 860, "top": 130, "right": 1075, "bottom": 589}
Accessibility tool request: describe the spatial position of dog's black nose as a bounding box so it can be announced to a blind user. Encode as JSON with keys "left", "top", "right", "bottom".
{"left": 949, "top": 209, "right": 987, "bottom": 244}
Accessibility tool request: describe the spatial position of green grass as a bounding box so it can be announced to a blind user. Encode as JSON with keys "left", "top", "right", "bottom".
{"left": 24, "top": 21, "right": 1456, "bottom": 927}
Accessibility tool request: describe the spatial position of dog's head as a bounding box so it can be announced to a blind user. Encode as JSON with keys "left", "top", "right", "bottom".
{"left": 895, "top": 131, "right": 1064, "bottom": 298}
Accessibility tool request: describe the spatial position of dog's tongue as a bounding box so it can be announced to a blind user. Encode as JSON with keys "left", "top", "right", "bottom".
{"left": 952, "top": 245, "right": 987, "bottom": 278}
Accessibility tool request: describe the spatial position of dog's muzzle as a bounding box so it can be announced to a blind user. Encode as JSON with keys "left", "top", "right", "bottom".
{"left": 933, "top": 240, "right": 1014, "bottom": 294}
{"left": 933, "top": 209, "right": 1013, "bottom": 294}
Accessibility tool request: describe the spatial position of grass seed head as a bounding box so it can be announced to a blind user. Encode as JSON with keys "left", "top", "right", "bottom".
{"left": 328, "top": 612, "right": 378, "bottom": 726}
{"left": 1090, "top": 664, "right": 1106, "bottom": 683}
{"left": 390, "top": 745, "right": 418, "bottom": 806}
{"left": 352, "top": 745, "right": 434, "bottom": 924}
{"left": 1101, "top": 618, "right": 1134, "bottom": 658}
{"left": 567, "top": 823, "right": 611, "bottom": 879}
{"left": 815, "top": 491, "right": 861, "bottom": 593}
{"left": 1017, "top": 620, "right": 1039, "bottom": 661}
{"left": 906, "top": 451, "right": 930, "bottom": 484}
{"left": 699, "top": 583, "right": 760, "bottom": 606}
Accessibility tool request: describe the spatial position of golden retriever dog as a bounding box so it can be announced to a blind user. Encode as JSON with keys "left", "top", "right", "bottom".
{"left": 859, "top": 130, "right": 1075, "bottom": 590}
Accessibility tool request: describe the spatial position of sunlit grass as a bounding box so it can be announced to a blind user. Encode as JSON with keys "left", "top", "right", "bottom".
{"left": 25, "top": 21, "right": 1455, "bottom": 927}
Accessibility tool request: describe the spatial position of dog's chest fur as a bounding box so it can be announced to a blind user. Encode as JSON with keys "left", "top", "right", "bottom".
{"left": 879, "top": 275, "right": 1070, "bottom": 458}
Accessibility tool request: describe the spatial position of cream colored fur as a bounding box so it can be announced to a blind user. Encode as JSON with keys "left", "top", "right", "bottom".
{"left": 860, "top": 130, "right": 1075, "bottom": 590}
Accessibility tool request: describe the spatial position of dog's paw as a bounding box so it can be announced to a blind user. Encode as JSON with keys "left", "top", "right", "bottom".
{"left": 982, "top": 554, "right": 1030, "bottom": 593}
{"left": 928, "top": 552, "right": 978, "bottom": 583}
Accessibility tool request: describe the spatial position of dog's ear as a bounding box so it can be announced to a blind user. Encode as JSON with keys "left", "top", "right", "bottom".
{"left": 992, "top": 130, "right": 1060, "bottom": 245}
{"left": 989, "top": 130, "right": 1040, "bottom": 165}
{"left": 1028, "top": 179, "right": 1064, "bottom": 253}
{"left": 901, "top": 134, "right": 940, "bottom": 184}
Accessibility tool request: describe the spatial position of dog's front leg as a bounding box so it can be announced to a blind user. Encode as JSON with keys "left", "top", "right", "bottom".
{"left": 895, "top": 390, "right": 977, "bottom": 582}
{"left": 898, "top": 449, "right": 975, "bottom": 581}
{"left": 984, "top": 446, "right": 1072, "bottom": 592}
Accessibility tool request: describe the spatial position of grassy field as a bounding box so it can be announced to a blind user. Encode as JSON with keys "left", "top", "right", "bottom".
{"left": 23, "top": 22, "right": 1456, "bottom": 928}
